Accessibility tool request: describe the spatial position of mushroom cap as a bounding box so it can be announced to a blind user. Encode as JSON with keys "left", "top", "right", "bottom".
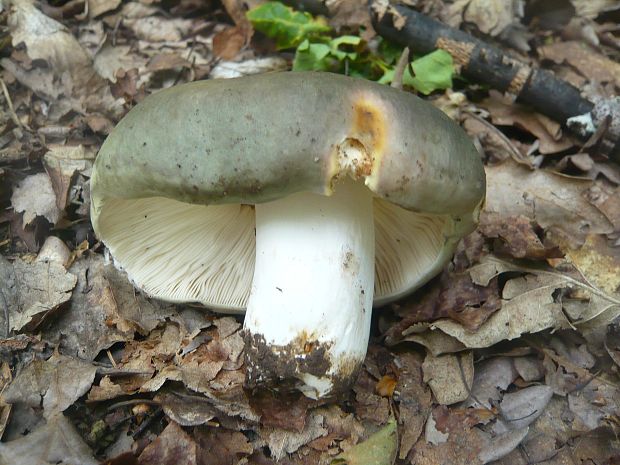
{"left": 91, "top": 71, "right": 485, "bottom": 308}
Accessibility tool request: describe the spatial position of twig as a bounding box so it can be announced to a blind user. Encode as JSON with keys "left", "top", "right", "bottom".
{"left": 0, "top": 78, "right": 28, "bottom": 131}
{"left": 390, "top": 47, "right": 409, "bottom": 90}
{"left": 107, "top": 399, "right": 161, "bottom": 412}
{"left": 370, "top": 4, "right": 593, "bottom": 124}
{"left": 0, "top": 289, "right": 9, "bottom": 338}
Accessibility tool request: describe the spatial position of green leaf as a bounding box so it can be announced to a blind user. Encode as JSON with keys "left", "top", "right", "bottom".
{"left": 331, "top": 417, "right": 397, "bottom": 465}
{"left": 377, "top": 39, "right": 402, "bottom": 65}
{"left": 404, "top": 49, "right": 454, "bottom": 95}
{"left": 246, "top": 1, "right": 331, "bottom": 50}
{"left": 293, "top": 40, "right": 331, "bottom": 71}
{"left": 328, "top": 35, "right": 362, "bottom": 61}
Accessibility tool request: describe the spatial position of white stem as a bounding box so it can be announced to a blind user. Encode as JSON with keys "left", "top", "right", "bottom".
{"left": 243, "top": 177, "right": 375, "bottom": 399}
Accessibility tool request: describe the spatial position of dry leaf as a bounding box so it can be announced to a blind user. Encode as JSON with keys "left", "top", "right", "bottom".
{"left": 260, "top": 412, "right": 327, "bottom": 460}
{"left": 0, "top": 255, "right": 77, "bottom": 333}
{"left": 138, "top": 421, "right": 197, "bottom": 465}
{"left": 463, "top": 0, "right": 522, "bottom": 36}
{"left": 539, "top": 41, "right": 620, "bottom": 87}
{"left": 482, "top": 93, "right": 573, "bottom": 154}
{"left": 41, "top": 255, "right": 135, "bottom": 360}
{"left": 43, "top": 145, "right": 94, "bottom": 211}
{"left": 484, "top": 160, "right": 613, "bottom": 248}
{"left": 209, "top": 57, "right": 288, "bottom": 79}
{"left": 423, "top": 351, "right": 473, "bottom": 405}
{"left": 195, "top": 427, "right": 253, "bottom": 464}
{"left": 157, "top": 392, "right": 217, "bottom": 427}
{"left": 564, "top": 233, "right": 620, "bottom": 295}
{"left": 88, "top": 0, "right": 122, "bottom": 18}
{"left": 396, "top": 352, "right": 432, "bottom": 459}
{"left": 0, "top": 414, "right": 98, "bottom": 465}
{"left": 3, "top": 353, "right": 96, "bottom": 419}
{"left": 11, "top": 173, "right": 61, "bottom": 227}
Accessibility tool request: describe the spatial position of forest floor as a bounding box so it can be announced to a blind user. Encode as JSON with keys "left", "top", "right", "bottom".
{"left": 0, "top": 0, "right": 619, "bottom": 464}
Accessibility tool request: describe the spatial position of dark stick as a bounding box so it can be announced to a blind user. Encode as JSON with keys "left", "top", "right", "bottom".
{"left": 370, "top": 4, "right": 593, "bottom": 123}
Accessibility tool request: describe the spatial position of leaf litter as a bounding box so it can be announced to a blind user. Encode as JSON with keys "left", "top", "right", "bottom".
{"left": 0, "top": 0, "right": 619, "bottom": 463}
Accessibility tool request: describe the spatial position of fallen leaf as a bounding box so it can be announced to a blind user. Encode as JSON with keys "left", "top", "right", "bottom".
{"left": 492, "top": 385, "right": 553, "bottom": 433}
{"left": 0, "top": 363, "right": 12, "bottom": 440}
{"left": 87, "top": 376, "right": 126, "bottom": 402}
{"left": 538, "top": 41, "right": 620, "bottom": 87}
{"left": 484, "top": 160, "right": 613, "bottom": 248}
{"left": 395, "top": 352, "right": 432, "bottom": 460}
{"left": 88, "top": 0, "right": 122, "bottom": 18}
{"left": 0, "top": 255, "right": 77, "bottom": 333}
{"left": 125, "top": 16, "right": 193, "bottom": 43}
{"left": 42, "top": 145, "right": 94, "bottom": 211}
{"left": 462, "top": 0, "right": 522, "bottom": 36}
{"left": 570, "top": 0, "right": 619, "bottom": 18}
{"left": 11, "top": 173, "right": 61, "bottom": 227}
{"left": 41, "top": 255, "right": 134, "bottom": 360}
{"left": 413, "top": 406, "right": 486, "bottom": 465}
{"left": 209, "top": 57, "right": 289, "bottom": 79}
{"left": 249, "top": 390, "right": 312, "bottom": 432}
{"left": 333, "top": 416, "right": 397, "bottom": 465}
{"left": 482, "top": 93, "right": 574, "bottom": 154}
{"left": 463, "top": 357, "right": 517, "bottom": 412}
{"left": 5, "top": 0, "right": 117, "bottom": 116}
{"left": 157, "top": 391, "right": 217, "bottom": 427}
{"left": 477, "top": 427, "right": 529, "bottom": 464}
{"left": 195, "top": 427, "right": 253, "bottom": 465}
{"left": 3, "top": 353, "right": 96, "bottom": 419}
{"left": 138, "top": 421, "right": 197, "bottom": 465}
{"left": 213, "top": 26, "right": 248, "bottom": 60}
{"left": 564, "top": 234, "right": 620, "bottom": 295}
{"left": 0, "top": 414, "right": 98, "bottom": 465}
{"left": 432, "top": 263, "right": 573, "bottom": 348}
{"left": 423, "top": 351, "right": 473, "bottom": 405}
{"left": 260, "top": 412, "right": 327, "bottom": 460}
{"left": 479, "top": 214, "right": 562, "bottom": 259}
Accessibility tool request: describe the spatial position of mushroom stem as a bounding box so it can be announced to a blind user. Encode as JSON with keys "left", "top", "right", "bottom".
{"left": 243, "top": 177, "right": 375, "bottom": 399}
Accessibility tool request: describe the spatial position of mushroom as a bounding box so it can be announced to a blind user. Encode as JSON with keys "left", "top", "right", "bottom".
{"left": 90, "top": 72, "right": 485, "bottom": 399}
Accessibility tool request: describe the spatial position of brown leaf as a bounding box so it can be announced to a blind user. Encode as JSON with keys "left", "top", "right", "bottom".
{"left": 41, "top": 255, "right": 135, "bottom": 360}
{"left": 484, "top": 160, "right": 613, "bottom": 248}
{"left": 0, "top": 414, "right": 98, "bottom": 465}
{"left": 586, "top": 182, "right": 620, "bottom": 230}
{"left": 85, "top": 113, "right": 114, "bottom": 134}
{"left": 413, "top": 406, "right": 485, "bottom": 465}
{"left": 479, "top": 214, "right": 562, "bottom": 259}
{"left": 249, "top": 389, "right": 312, "bottom": 432}
{"left": 111, "top": 68, "right": 146, "bottom": 105}
{"left": 564, "top": 233, "right": 620, "bottom": 295}
{"left": 42, "top": 145, "right": 94, "bottom": 211}
{"left": 3, "top": 353, "right": 96, "bottom": 419}
{"left": 326, "top": 0, "right": 374, "bottom": 37}
{"left": 388, "top": 270, "right": 501, "bottom": 338}
{"left": 157, "top": 392, "right": 217, "bottom": 427}
{"left": 538, "top": 41, "right": 620, "bottom": 88}
{"left": 423, "top": 351, "right": 474, "bottom": 405}
{"left": 259, "top": 412, "right": 327, "bottom": 460}
{"left": 195, "top": 427, "right": 253, "bottom": 465}
{"left": 11, "top": 173, "right": 61, "bottom": 227}
{"left": 353, "top": 367, "right": 391, "bottom": 425}
{"left": 213, "top": 27, "right": 247, "bottom": 60}
{"left": 481, "top": 93, "right": 574, "bottom": 154}
{"left": 138, "top": 421, "right": 197, "bottom": 465}
{"left": 395, "top": 352, "right": 432, "bottom": 460}
{"left": 87, "top": 376, "right": 126, "bottom": 402}
{"left": 146, "top": 54, "right": 193, "bottom": 73}
{"left": 0, "top": 255, "right": 77, "bottom": 333}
